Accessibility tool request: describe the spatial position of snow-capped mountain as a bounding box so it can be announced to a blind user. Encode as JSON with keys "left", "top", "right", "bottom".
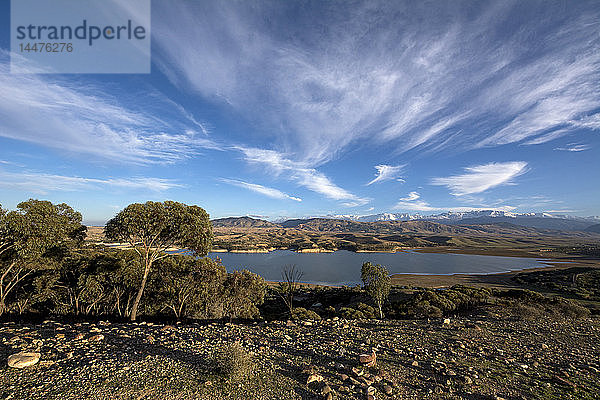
{"left": 320, "top": 210, "right": 599, "bottom": 231}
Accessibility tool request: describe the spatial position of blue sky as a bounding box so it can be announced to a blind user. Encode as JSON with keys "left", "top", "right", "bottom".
{"left": 0, "top": 0, "right": 599, "bottom": 224}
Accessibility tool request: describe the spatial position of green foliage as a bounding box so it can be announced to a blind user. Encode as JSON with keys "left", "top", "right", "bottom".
{"left": 291, "top": 307, "right": 321, "bottom": 320}
{"left": 513, "top": 267, "right": 600, "bottom": 301}
{"left": 494, "top": 288, "right": 590, "bottom": 320}
{"left": 361, "top": 262, "right": 391, "bottom": 318}
{"left": 153, "top": 255, "right": 226, "bottom": 319}
{"left": 222, "top": 270, "right": 266, "bottom": 319}
{"left": 215, "top": 342, "right": 253, "bottom": 381}
{"left": 104, "top": 201, "right": 213, "bottom": 321}
{"left": 393, "top": 285, "right": 492, "bottom": 319}
{"left": 0, "top": 199, "right": 85, "bottom": 316}
{"left": 355, "top": 302, "right": 376, "bottom": 318}
{"left": 339, "top": 306, "right": 366, "bottom": 319}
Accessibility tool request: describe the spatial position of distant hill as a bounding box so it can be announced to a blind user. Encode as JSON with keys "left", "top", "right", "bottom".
{"left": 452, "top": 216, "right": 594, "bottom": 231}
{"left": 211, "top": 216, "right": 278, "bottom": 228}
{"left": 278, "top": 218, "right": 565, "bottom": 237}
{"left": 585, "top": 223, "right": 600, "bottom": 234}
{"left": 323, "top": 210, "right": 599, "bottom": 232}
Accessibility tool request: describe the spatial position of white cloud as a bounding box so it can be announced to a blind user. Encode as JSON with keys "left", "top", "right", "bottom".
{"left": 399, "top": 191, "right": 420, "bottom": 201}
{"left": 366, "top": 164, "right": 405, "bottom": 185}
{"left": 152, "top": 2, "right": 600, "bottom": 164}
{"left": 0, "top": 53, "right": 220, "bottom": 164}
{"left": 0, "top": 169, "right": 183, "bottom": 195}
{"left": 220, "top": 178, "right": 301, "bottom": 202}
{"left": 431, "top": 162, "right": 528, "bottom": 196}
{"left": 236, "top": 146, "right": 369, "bottom": 206}
{"left": 554, "top": 143, "right": 590, "bottom": 152}
{"left": 393, "top": 198, "right": 516, "bottom": 213}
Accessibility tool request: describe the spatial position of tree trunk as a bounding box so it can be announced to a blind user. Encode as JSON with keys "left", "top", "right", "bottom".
{"left": 130, "top": 259, "right": 152, "bottom": 321}
{"left": 378, "top": 302, "right": 384, "bottom": 319}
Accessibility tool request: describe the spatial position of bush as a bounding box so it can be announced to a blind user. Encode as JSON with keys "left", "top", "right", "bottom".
{"left": 494, "top": 289, "right": 591, "bottom": 320}
{"left": 553, "top": 297, "right": 590, "bottom": 319}
{"left": 339, "top": 307, "right": 365, "bottom": 319}
{"left": 215, "top": 342, "right": 253, "bottom": 381}
{"left": 291, "top": 307, "right": 321, "bottom": 321}
{"left": 355, "top": 303, "right": 376, "bottom": 318}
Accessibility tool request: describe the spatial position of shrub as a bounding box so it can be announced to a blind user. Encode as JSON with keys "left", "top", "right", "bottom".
{"left": 291, "top": 307, "right": 321, "bottom": 321}
{"left": 361, "top": 262, "right": 391, "bottom": 318}
{"left": 339, "top": 307, "right": 365, "bottom": 319}
{"left": 355, "top": 303, "right": 376, "bottom": 318}
{"left": 411, "top": 300, "right": 443, "bottom": 318}
{"left": 215, "top": 342, "right": 253, "bottom": 381}
{"left": 222, "top": 270, "right": 266, "bottom": 319}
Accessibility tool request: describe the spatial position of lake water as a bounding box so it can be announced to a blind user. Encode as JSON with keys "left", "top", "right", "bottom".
{"left": 206, "top": 250, "right": 549, "bottom": 286}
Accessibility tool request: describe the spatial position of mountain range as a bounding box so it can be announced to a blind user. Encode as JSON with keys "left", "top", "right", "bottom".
{"left": 216, "top": 211, "right": 600, "bottom": 232}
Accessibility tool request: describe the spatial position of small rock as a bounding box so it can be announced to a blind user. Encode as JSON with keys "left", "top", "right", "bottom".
{"left": 7, "top": 352, "right": 40, "bottom": 369}
{"left": 411, "top": 360, "right": 419, "bottom": 367}
{"left": 307, "top": 374, "right": 324, "bottom": 384}
{"left": 443, "top": 318, "right": 451, "bottom": 325}
{"left": 359, "top": 351, "right": 376, "bottom": 367}
{"left": 88, "top": 334, "right": 104, "bottom": 342}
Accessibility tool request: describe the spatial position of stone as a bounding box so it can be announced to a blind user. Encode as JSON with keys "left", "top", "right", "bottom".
{"left": 411, "top": 360, "right": 419, "bottom": 367}
{"left": 307, "top": 374, "right": 324, "bottom": 384}
{"left": 88, "top": 334, "right": 104, "bottom": 342}
{"left": 359, "top": 351, "right": 376, "bottom": 367}
{"left": 443, "top": 318, "right": 451, "bottom": 325}
{"left": 8, "top": 352, "right": 41, "bottom": 369}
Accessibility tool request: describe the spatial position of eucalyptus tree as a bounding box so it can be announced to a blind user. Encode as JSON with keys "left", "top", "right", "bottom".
{"left": 0, "top": 200, "right": 85, "bottom": 315}
{"left": 361, "top": 262, "right": 391, "bottom": 319}
{"left": 105, "top": 201, "right": 212, "bottom": 321}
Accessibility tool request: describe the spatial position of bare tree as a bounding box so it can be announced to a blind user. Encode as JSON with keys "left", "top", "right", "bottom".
{"left": 276, "top": 264, "right": 303, "bottom": 316}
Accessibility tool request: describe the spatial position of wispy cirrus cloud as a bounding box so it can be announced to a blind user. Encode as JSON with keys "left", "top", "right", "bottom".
{"left": 366, "top": 164, "right": 405, "bottom": 185}
{"left": 393, "top": 190, "right": 516, "bottom": 213}
{"left": 152, "top": 1, "right": 600, "bottom": 164}
{"left": 0, "top": 53, "right": 220, "bottom": 164}
{"left": 236, "top": 146, "right": 369, "bottom": 206}
{"left": 220, "top": 178, "right": 301, "bottom": 202}
{"left": 431, "top": 162, "right": 528, "bottom": 196}
{"left": 0, "top": 169, "right": 183, "bottom": 195}
{"left": 399, "top": 191, "right": 420, "bottom": 201}
{"left": 554, "top": 143, "right": 591, "bottom": 152}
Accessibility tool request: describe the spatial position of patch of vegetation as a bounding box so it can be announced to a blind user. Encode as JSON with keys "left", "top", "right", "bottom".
{"left": 493, "top": 288, "right": 591, "bottom": 320}
{"left": 387, "top": 285, "right": 492, "bottom": 319}
{"left": 291, "top": 307, "right": 321, "bottom": 320}
{"left": 215, "top": 342, "right": 253, "bottom": 381}
{"left": 513, "top": 267, "right": 600, "bottom": 301}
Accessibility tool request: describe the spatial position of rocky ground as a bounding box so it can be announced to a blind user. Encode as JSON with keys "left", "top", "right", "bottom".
{"left": 1, "top": 316, "right": 599, "bottom": 400}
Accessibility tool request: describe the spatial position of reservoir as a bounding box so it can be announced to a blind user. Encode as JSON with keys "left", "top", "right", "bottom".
{"left": 206, "top": 250, "right": 549, "bottom": 286}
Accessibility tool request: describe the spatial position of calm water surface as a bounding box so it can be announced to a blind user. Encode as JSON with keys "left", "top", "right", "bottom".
{"left": 206, "top": 250, "right": 548, "bottom": 286}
